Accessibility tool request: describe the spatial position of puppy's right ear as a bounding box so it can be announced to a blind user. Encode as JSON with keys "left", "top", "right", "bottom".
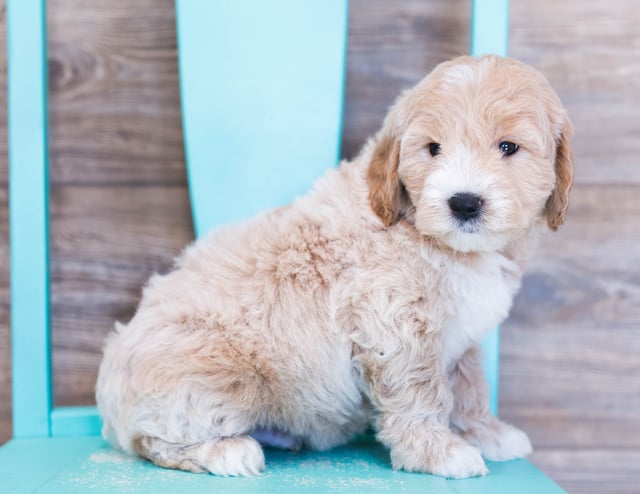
{"left": 367, "top": 134, "right": 402, "bottom": 226}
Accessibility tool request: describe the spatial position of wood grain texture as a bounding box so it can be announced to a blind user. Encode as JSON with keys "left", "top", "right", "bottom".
{"left": 510, "top": 0, "right": 640, "bottom": 185}
{"left": 50, "top": 185, "right": 192, "bottom": 405}
{"left": 501, "top": 186, "right": 640, "bottom": 449}
{"left": 0, "top": 0, "right": 11, "bottom": 443}
{"left": 44, "top": 0, "right": 191, "bottom": 406}
{"left": 47, "top": 0, "right": 186, "bottom": 186}
{"left": 342, "top": 0, "right": 471, "bottom": 159}
{"left": 531, "top": 448, "right": 640, "bottom": 494}
{"left": 1, "top": 1, "right": 639, "bottom": 493}
{"left": 0, "top": 0, "right": 6, "bottom": 186}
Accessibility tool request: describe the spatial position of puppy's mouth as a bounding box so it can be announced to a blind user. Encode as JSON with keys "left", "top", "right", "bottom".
{"left": 456, "top": 220, "right": 481, "bottom": 234}
{"left": 443, "top": 228, "right": 510, "bottom": 253}
{"left": 446, "top": 200, "right": 514, "bottom": 252}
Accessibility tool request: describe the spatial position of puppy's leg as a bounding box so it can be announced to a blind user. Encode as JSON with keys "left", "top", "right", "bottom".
{"left": 133, "top": 435, "right": 265, "bottom": 476}
{"left": 357, "top": 340, "right": 487, "bottom": 478}
{"left": 449, "top": 346, "right": 532, "bottom": 461}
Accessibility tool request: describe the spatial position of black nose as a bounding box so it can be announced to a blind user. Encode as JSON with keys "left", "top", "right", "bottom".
{"left": 448, "top": 193, "right": 484, "bottom": 221}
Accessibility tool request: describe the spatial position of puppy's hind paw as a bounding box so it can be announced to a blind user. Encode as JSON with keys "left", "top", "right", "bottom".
{"left": 203, "top": 435, "right": 266, "bottom": 477}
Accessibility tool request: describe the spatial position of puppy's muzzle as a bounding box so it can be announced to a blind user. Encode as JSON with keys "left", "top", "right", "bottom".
{"left": 448, "top": 193, "right": 484, "bottom": 222}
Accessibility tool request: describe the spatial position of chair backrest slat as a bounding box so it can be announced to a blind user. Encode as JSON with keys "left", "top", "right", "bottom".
{"left": 472, "top": 0, "right": 510, "bottom": 57}
{"left": 8, "top": 0, "right": 52, "bottom": 438}
{"left": 472, "top": 0, "right": 510, "bottom": 415}
{"left": 176, "top": 0, "right": 349, "bottom": 237}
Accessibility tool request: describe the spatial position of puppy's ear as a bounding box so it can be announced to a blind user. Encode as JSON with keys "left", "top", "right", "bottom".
{"left": 545, "top": 118, "right": 574, "bottom": 231}
{"left": 367, "top": 134, "right": 403, "bottom": 226}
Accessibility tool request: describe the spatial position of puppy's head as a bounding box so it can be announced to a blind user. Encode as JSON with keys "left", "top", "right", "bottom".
{"left": 368, "top": 55, "right": 573, "bottom": 253}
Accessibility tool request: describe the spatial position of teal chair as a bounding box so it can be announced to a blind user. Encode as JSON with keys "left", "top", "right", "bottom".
{"left": 1, "top": 0, "right": 566, "bottom": 491}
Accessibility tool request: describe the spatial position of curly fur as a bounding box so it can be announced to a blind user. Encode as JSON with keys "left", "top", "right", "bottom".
{"left": 96, "top": 55, "right": 573, "bottom": 479}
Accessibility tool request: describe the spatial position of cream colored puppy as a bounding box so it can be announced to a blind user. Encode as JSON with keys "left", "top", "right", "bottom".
{"left": 96, "top": 55, "right": 573, "bottom": 479}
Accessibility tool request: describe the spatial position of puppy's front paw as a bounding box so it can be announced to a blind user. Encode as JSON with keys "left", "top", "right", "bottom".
{"left": 463, "top": 420, "right": 532, "bottom": 462}
{"left": 391, "top": 431, "right": 488, "bottom": 479}
{"left": 431, "top": 438, "right": 489, "bottom": 479}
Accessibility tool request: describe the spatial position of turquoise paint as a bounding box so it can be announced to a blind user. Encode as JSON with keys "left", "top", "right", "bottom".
{"left": 471, "top": 0, "right": 510, "bottom": 416}
{"left": 482, "top": 329, "right": 500, "bottom": 415}
{"left": 7, "top": 0, "right": 52, "bottom": 439}
{"left": 0, "top": 435, "right": 568, "bottom": 493}
{"left": 176, "top": 0, "right": 349, "bottom": 237}
{"left": 51, "top": 407, "right": 103, "bottom": 437}
{"left": 471, "top": 0, "right": 510, "bottom": 56}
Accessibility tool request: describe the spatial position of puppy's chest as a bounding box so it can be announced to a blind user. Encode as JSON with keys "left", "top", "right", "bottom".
{"left": 440, "top": 254, "right": 520, "bottom": 366}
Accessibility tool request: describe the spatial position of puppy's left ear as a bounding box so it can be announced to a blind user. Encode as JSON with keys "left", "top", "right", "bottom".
{"left": 545, "top": 117, "right": 574, "bottom": 231}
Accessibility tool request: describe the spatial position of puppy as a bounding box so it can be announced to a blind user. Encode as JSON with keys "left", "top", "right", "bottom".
{"left": 96, "top": 55, "right": 573, "bottom": 479}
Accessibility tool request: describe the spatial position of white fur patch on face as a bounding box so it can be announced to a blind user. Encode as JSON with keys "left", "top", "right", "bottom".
{"left": 414, "top": 147, "right": 517, "bottom": 253}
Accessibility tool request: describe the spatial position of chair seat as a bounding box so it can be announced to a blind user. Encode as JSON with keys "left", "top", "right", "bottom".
{"left": 0, "top": 435, "right": 565, "bottom": 493}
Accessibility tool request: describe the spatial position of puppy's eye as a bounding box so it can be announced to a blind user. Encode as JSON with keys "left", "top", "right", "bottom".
{"left": 428, "top": 143, "right": 441, "bottom": 157}
{"left": 499, "top": 141, "right": 519, "bottom": 156}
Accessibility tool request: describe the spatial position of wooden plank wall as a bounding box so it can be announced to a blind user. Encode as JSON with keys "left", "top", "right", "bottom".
{"left": 1, "top": 1, "right": 639, "bottom": 492}
{"left": 0, "top": 0, "right": 9, "bottom": 448}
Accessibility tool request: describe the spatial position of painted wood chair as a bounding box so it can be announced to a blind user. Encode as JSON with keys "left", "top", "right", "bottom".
{"left": 1, "top": 0, "right": 567, "bottom": 491}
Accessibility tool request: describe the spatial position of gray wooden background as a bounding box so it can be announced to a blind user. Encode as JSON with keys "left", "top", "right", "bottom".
{"left": 1, "top": 1, "right": 639, "bottom": 493}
